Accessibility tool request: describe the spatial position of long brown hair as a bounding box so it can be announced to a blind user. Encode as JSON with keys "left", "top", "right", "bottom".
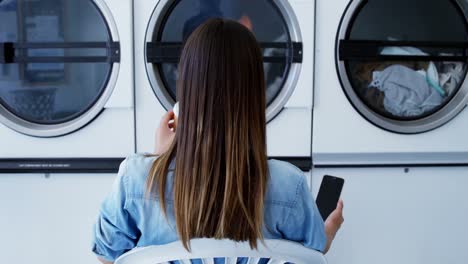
{"left": 147, "top": 18, "right": 267, "bottom": 249}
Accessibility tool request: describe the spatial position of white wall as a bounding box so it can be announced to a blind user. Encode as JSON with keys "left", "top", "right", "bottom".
{"left": 311, "top": 166, "right": 468, "bottom": 264}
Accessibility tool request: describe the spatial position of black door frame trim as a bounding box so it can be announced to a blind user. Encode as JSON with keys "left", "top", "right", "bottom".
{"left": 0, "top": 157, "right": 312, "bottom": 174}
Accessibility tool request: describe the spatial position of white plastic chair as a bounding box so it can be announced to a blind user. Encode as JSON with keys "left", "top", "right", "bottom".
{"left": 115, "top": 239, "right": 327, "bottom": 264}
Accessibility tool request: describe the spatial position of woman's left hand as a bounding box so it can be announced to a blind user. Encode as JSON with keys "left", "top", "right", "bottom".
{"left": 323, "top": 200, "right": 344, "bottom": 254}
{"left": 154, "top": 111, "right": 176, "bottom": 155}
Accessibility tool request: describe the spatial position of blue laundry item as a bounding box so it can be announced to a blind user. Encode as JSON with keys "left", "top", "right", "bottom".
{"left": 381, "top": 46, "right": 445, "bottom": 96}
{"left": 370, "top": 65, "right": 444, "bottom": 117}
{"left": 381, "top": 46, "right": 427, "bottom": 57}
{"left": 421, "top": 63, "right": 445, "bottom": 97}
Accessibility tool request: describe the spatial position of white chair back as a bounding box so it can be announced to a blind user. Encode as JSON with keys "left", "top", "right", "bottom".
{"left": 115, "top": 239, "right": 327, "bottom": 264}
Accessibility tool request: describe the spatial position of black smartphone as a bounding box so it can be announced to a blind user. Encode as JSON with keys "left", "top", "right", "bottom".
{"left": 316, "top": 175, "right": 344, "bottom": 221}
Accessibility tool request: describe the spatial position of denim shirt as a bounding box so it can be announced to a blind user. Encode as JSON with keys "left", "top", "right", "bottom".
{"left": 92, "top": 154, "right": 326, "bottom": 262}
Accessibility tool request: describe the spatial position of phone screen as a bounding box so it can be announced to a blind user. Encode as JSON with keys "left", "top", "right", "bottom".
{"left": 316, "top": 175, "right": 344, "bottom": 220}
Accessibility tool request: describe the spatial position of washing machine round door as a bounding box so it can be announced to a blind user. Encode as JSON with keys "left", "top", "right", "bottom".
{"left": 145, "top": 0, "right": 303, "bottom": 122}
{"left": 337, "top": 0, "right": 468, "bottom": 134}
{"left": 0, "top": 0, "right": 120, "bottom": 137}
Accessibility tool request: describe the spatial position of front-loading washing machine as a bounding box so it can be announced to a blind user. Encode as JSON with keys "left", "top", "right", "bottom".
{"left": 313, "top": 0, "right": 468, "bottom": 166}
{"left": 0, "top": 0, "right": 134, "bottom": 173}
{"left": 135, "top": 0, "right": 315, "bottom": 171}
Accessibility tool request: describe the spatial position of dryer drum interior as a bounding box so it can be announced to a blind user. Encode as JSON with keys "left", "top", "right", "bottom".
{"left": 337, "top": 0, "right": 468, "bottom": 134}
{"left": 145, "top": 0, "right": 303, "bottom": 122}
{"left": 0, "top": 0, "right": 120, "bottom": 137}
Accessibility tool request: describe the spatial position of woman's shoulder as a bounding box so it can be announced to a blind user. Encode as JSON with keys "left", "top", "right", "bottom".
{"left": 120, "top": 153, "right": 158, "bottom": 196}
{"left": 267, "top": 159, "right": 305, "bottom": 183}
{"left": 266, "top": 159, "right": 307, "bottom": 207}
{"left": 125, "top": 153, "right": 158, "bottom": 168}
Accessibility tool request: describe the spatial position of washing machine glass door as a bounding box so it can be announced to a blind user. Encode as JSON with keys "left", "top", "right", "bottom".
{"left": 0, "top": 0, "right": 119, "bottom": 137}
{"left": 145, "top": 0, "right": 302, "bottom": 122}
{"left": 337, "top": 0, "right": 468, "bottom": 134}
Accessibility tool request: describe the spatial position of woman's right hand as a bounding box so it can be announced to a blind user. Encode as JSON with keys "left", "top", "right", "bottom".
{"left": 324, "top": 200, "right": 344, "bottom": 254}
{"left": 154, "top": 111, "right": 176, "bottom": 156}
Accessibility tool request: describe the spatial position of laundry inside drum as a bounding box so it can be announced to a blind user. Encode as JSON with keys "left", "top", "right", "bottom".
{"left": 348, "top": 56, "right": 467, "bottom": 120}
{"left": 342, "top": 0, "right": 468, "bottom": 121}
